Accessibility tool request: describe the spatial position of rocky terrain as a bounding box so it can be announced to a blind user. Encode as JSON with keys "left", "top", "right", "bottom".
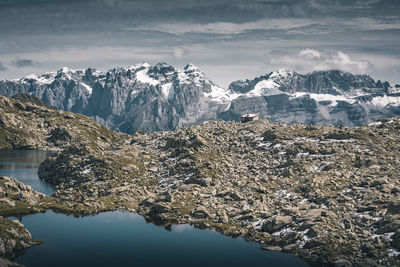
{"left": 0, "top": 215, "right": 38, "bottom": 263}
{"left": 0, "top": 177, "right": 44, "bottom": 265}
{"left": 1, "top": 64, "right": 400, "bottom": 133}
{"left": 0, "top": 93, "right": 122, "bottom": 150}
{"left": 0, "top": 94, "right": 399, "bottom": 266}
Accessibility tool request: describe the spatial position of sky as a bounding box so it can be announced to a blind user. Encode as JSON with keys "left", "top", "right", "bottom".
{"left": 0, "top": 0, "right": 400, "bottom": 87}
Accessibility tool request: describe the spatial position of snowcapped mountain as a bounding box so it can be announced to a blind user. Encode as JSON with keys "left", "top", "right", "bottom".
{"left": 221, "top": 69, "right": 400, "bottom": 126}
{"left": 0, "top": 64, "right": 399, "bottom": 132}
{"left": 0, "top": 63, "right": 230, "bottom": 132}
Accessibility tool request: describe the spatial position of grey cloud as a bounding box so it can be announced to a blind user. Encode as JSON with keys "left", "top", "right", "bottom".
{"left": 0, "top": 0, "right": 399, "bottom": 86}
{"left": 267, "top": 49, "right": 373, "bottom": 74}
{"left": 0, "top": 62, "right": 6, "bottom": 71}
{"left": 1, "top": 0, "right": 399, "bottom": 36}
{"left": 172, "top": 47, "right": 190, "bottom": 59}
{"left": 13, "top": 59, "right": 35, "bottom": 68}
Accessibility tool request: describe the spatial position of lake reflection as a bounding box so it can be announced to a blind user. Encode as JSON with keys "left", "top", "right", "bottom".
{"left": 0, "top": 150, "right": 54, "bottom": 195}
{"left": 14, "top": 211, "right": 310, "bottom": 267}
{"left": 1, "top": 149, "right": 309, "bottom": 267}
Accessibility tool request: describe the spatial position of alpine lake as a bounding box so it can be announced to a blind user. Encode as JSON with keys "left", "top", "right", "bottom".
{"left": 1, "top": 149, "right": 309, "bottom": 267}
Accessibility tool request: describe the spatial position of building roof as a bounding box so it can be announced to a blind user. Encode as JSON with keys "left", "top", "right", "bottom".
{"left": 241, "top": 113, "right": 259, "bottom": 118}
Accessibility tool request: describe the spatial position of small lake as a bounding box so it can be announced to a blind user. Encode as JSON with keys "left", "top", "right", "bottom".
{"left": 2, "top": 150, "right": 309, "bottom": 267}
{"left": 0, "top": 149, "right": 54, "bottom": 195}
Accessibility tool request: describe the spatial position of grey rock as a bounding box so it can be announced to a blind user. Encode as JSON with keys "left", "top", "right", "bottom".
{"left": 376, "top": 219, "right": 400, "bottom": 234}
{"left": 262, "top": 215, "right": 293, "bottom": 233}
{"left": 392, "top": 230, "right": 400, "bottom": 250}
{"left": 260, "top": 244, "right": 282, "bottom": 251}
{"left": 190, "top": 206, "right": 213, "bottom": 219}
{"left": 334, "top": 259, "right": 352, "bottom": 267}
{"left": 230, "top": 192, "right": 244, "bottom": 201}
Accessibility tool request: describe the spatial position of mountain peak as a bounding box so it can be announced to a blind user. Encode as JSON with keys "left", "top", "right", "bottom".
{"left": 184, "top": 63, "right": 200, "bottom": 72}
{"left": 151, "top": 62, "right": 176, "bottom": 74}
{"left": 59, "top": 67, "right": 72, "bottom": 73}
{"left": 127, "top": 62, "right": 151, "bottom": 71}
{"left": 269, "top": 69, "right": 294, "bottom": 79}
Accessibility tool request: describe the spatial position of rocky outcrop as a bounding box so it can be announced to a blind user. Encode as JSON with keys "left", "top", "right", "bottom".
{"left": 0, "top": 176, "right": 46, "bottom": 211}
{"left": 0, "top": 177, "right": 46, "bottom": 265}
{"left": 0, "top": 257, "right": 23, "bottom": 267}
{"left": 0, "top": 94, "right": 122, "bottom": 150}
{"left": 0, "top": 216, "right": 40, "bottom": 259}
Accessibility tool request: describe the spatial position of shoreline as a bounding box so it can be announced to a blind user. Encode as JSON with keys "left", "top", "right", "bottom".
{"left": 1, "top": 94, "right": 399, "bottom": 266}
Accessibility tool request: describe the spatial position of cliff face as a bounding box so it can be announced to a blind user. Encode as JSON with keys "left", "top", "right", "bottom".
{"left": 224, "top": 70, "right": 399, "bottom": 126}
{"left": 229, "top": 70, "right": 382, "bottom": 95}
{"left": 1, "top": 65, "right": 399, "bottom": 132}
{"left": 0, "top": 63, "right": 230, "bottom": 133}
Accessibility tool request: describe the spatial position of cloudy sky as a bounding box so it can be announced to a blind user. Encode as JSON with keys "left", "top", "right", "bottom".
{"left": 0, "top": 0, "right": 399, "bottom": 87}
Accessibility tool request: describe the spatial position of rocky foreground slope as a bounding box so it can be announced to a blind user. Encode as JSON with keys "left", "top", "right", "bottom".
{"left": 0, "top": 93, "right": 122, "bottom": 150}
{"left": 0, "top": 94, "right": 400, "bottom": 266}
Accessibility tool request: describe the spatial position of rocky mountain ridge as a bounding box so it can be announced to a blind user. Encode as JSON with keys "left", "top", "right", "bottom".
{"left": 0, "top": 64, "right": 400, "bottom": 132}
{"left": 221, "top": 69, "right": 400, "bottom": 127}
{"left": 0, "top": 63, "right": 230, "bottom": 133}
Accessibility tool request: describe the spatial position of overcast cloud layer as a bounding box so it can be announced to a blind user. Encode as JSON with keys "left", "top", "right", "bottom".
{"left": 0, "top": 0, "right": 399, "bottom": 87}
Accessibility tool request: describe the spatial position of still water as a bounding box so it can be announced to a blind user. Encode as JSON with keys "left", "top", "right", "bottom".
{"left": 1, "top": 150, "right": 309, "bottom": 267}
{"left": 0, "top": 149, "right": 54, "bottom": 195}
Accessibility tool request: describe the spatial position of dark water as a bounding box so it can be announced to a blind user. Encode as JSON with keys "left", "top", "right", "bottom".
{"left": 14, "top": 211, "right": 309, "bottom": 267}
{"left": 2, "top": 150, "right": 309, "bottom": 267}
{"left": 0, "top": 150, "right": 54, "bottom": 195}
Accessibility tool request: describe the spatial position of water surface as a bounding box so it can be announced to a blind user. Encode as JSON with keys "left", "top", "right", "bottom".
{"left": 14, "top": 211, "right": 309, "bottom": 267}
{"left": 0, "top": 149, "right": 54, "bottom": 195}
{"left": 1, "top": 149, "right": 309, "bottom": 267}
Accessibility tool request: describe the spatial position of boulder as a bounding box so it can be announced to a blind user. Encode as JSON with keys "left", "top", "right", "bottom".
{"left": 185, "top": 176, "right": 212, "bottom": 187}
{"left": 371, "top": 178, "right": 388, "bottom": 187}
{"left": 297, "top": 209, "right": 321, "bottom": 222}
{"left": 190, "top": 206, "right": 213, "bottom": 219}
{"left": 261, "top": 244, "right": 282, "bottom": 251}
{"left": 391, "top": 230, "right": 400, "bottom": 250}
{"left": 387, "top": 200, "right": 400, "bottom": 214}
{"left": 376, "top": 219, "right": 400, "bottom": 234}
{"left": 230, "top": 192, "right": 244, "bottom": 201}
{"left": 262, "top": 215, "right": 293, "bottom": 233}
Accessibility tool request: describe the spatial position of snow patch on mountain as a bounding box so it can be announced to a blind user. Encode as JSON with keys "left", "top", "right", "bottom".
{"left": 80, "top": 82, "right": 93, "bottom": 95}
{"left": 240, "top": 80, "right": 284, "bottom": 97}
{"left": 369, "top": 95, "right": 400, "bottom": 108}
{"left": 269, "top": 69, "right": 294, "bottom": 80}
{"left": 24, "top": 74, "right": 55, "bottom": 85}
{"left": 128, "top": 63, "right": 151, "bottom": 71}
{"left": 161, "top": 83, "right": 173, "bottom": 99}
{"left": 204, "top": 85, "right": 237, "bottom": 102}
{"left": 177, "top": 70, "right": 191, "bottom": 84}
{"left": 135, "top": 68, "right": 159, "bottom": 86}
{"left": 184, "top": 63, "right": 210, "bottom": 86}
{"left": 292, "top": 92, "right": 357, "bottom": 107}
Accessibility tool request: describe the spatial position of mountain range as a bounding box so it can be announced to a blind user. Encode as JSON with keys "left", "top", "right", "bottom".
{"left": 1, "top": 63, "right": 399, "bottom": 133}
